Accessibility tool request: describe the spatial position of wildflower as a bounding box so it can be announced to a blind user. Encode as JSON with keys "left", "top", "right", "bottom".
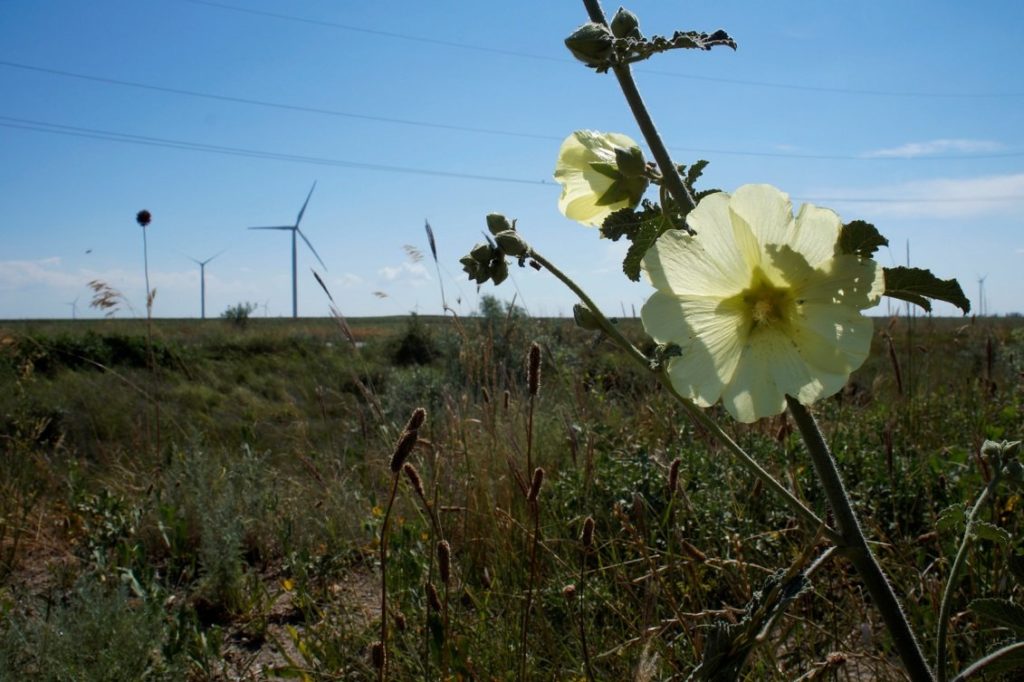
{"left": 641, "top": 184, "right": 884, "bottom": 423}
{"left": 554, "top": 130, "right": 648, "bottom": 227}
{"left": 136, "top": 210, "right": 151, "bottom": 227}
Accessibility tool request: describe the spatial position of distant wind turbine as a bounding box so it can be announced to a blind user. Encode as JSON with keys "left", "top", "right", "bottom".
{"left": 977, "top": 274, "right": 988, "bottom": 317}
{"left": 188, "top": 250, "right": 226, "bottom": 319}
{"left": 66, "top": 296, "right": 79, "bottom": 320}
{"left": 248, "top": 182, "right": 327, "bottom": 318}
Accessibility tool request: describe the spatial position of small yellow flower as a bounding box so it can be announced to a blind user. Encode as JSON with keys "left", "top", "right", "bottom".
{"left": 371, "top": 505, "right": 384, "bottom": 518}
{"left": 554, "top": 130, "right": 647, "bottom": 227}
{"left": 641, "top": 184, "right": 884, "bottom": 423}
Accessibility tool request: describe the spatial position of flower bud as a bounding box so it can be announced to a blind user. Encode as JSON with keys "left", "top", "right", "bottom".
{"left": 494, "top": 230, "right": 528, "bottom": 258}
{"left": 490, "top": 258, "right": 509, "bottom": 285}
{"left": 610, "top": 7, "right": 642, "bottom": 40}
{"left": 136, "top": 209, "right": 152, "bottom": 227}
{"left": 486, "top": 213, "right": 513, "bottom": 236}
{"left": 565, "top": 23, "right": 615, "bottom": 66}
{"left": 573, "top": 304, "right": 603, "bottom": 331}
{"left": 470, "top": 242, "right": 493, "bottom": 264}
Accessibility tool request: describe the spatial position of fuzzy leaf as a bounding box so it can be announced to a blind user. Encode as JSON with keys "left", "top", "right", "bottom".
{"left": 623, "top": 221, "right": 664, "bottom": 282}
{"left": 883, "top": 266, "right": 971, "bottom": 314}
{"left": 838, "top": 220, "right": 889, "bottom": 258}
{"left": 970, "top": 598, "right": 1024, "bottom": 636}
{"left": 937, "top": 504, "right": 967, "bottom": 534}
{"left": 973, "top": 521, "right": 1012, "bottom": 547}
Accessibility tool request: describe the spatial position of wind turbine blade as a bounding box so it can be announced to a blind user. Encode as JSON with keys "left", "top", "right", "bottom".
{"left": 296, "top": 181, "right": 317, "bottom": 226}
{"left": 248, "top": 225, "right": 294, "bottom": 231}
{"left": 202, "top": 248, "right": 228, "bottom": 265}
{"left": 297, "top": 227, "right": 327, "bottom": 270}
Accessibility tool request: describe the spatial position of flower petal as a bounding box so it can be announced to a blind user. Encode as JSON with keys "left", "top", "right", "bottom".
{"left": 644, "top": 199, "right": 749, "bottom": 298}
{"left": 792, "top": 302, "right": 875, "bottom": 376}
{"left": 728, "top": 184, "right": 794, "bottom": 250}
{"left": 792, "top": 203, "right": 842, "bottom": 268}
{"left": 642, "top": 293, "right": 748, "bottom": 408}
{"left": 798, "top": 255, "right": 884, "bottom": 309}
{"left": 720, "top": 329, "right": 796, "bottom": 422}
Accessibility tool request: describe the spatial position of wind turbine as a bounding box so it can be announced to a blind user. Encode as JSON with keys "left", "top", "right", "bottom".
{"left": 248, "top": 182, "right": 327, "bottom": 318}
{"left": 977, "top": 274, "right": 988, "bottom": 317}
{"left": 66, "top": 296, "right": 79, "bottom": 320}
{"left": 188, "top": 250, "right": 226, "bottom": 320}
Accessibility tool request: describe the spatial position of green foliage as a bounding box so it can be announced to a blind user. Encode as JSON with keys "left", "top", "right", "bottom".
{"left": 220, "top": 301, "right": 258, "bottom": 327}
{"left": 601, "top": 160, "right": 713, "bottom": 281}
{"left": 0, "top": 315, "right": 1020, "bottom": 679}
{"left": 838, "top": 219, "right": 889, "bottom": 258}
{"left": 884, "top": 265, "right": 971, "bottom": 314}
{"left": 0, "top": 578, "right": 178, "bottom": 680}
{"left": 386, "top": 312, "right": 440, "bottom": 366}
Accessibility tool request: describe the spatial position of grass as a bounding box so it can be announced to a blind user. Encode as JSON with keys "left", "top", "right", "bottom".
{"left": 0, "top": 310, "right": 1022, "bottom": 679}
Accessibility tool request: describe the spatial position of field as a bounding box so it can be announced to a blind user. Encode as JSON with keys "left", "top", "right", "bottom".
{"left": 1, "top": 308, "right": 1022, "bottom": 680}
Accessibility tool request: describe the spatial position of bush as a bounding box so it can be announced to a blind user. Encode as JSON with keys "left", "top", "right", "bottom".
{"left": 220, "top": 302, "right": 258, "bottom": 328}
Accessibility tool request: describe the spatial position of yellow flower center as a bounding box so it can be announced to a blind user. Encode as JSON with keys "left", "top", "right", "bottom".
{"left": 731, "top": 268, "right": 796, "bottom": 332}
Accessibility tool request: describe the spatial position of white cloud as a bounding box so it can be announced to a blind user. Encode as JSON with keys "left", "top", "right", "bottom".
{"left": 377, "top": 261, "right": 431, "bottom": 283}
{"left": 863, "top": 138, "right": 1003, "bottom": 159}
{"left": 0, "top": 257, "right": 78, "bottom": 291}
{"left": 803, "top": 173, "right": 1024, "bottom": 219}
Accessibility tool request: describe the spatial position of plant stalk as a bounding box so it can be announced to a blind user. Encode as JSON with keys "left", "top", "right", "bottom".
{"left": 787, "top": 396, "right": 933, "bottom": 682}
{"left": 581, "top": 0, "right": 696, "bottom": 212}
{"left": 936, "top": 475, "right": 999, "bottom": 682}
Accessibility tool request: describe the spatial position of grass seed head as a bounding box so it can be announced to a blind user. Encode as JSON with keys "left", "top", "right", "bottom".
{"left": 402, "top": 462, "right": 426, "bottom": 500}
{"left": 390, "top": 429, "right": 418, "bottom": 472}
{"left": 668, "top": 458, "right": 681, "bottom": 495}
{"left": 370, "top": 641, "right": 385, "bottom": 669}
{"left": 426, "top": 582, "right": 442, "bottom": 611}
{"left": 437, "top": 540, "right": 452, "bottom": 585}
{"left": 406, "top": 406, "right": 427, "bottom": 432}
{"left": 528, "top": 343, "right": 542, "bottom": 397}
{"left": 581, "top": 516, "right": 595, "bottom": 548}
{"left": 527, "top": 467, "right": 545, "bottom": 502}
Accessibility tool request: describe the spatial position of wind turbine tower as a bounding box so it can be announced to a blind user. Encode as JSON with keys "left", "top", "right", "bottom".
{"left": 248, "top": 182, "right": 327, "bottom": 318}
{"left": 977, "top": 274, "right": 988, "bottom": 317}
{"left": 189, "top": 250, "right": 225, "bottom": 320}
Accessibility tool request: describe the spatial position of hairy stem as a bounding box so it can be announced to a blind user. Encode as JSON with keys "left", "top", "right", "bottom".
{"left": 581, "top": 0, "right": 695, "bottom": 212}
{"left": 936, "top": 477, "right": 998, "bottom": 682}
{"left": 787, "top": 397, "right": 933, "bottom": 682}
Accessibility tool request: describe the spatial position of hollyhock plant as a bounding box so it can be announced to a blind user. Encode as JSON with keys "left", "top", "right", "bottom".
{"left": 641, "top": 184, "right": 884, "bottom": 422}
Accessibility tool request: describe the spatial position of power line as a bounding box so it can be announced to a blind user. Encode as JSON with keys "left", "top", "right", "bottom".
{"left": 0, "top": 115, "right": 551, "bottom": 186}
{"left": 0, "top": 60, "right": 557, "bottom": 142}
{"left": 175, "top": 0, "right": 563, "bottom": 63}
{"left": 3, "top": 59, "right": 1023, "bottom": 161}
{"left": 173, "top": 0, "right": 1024, "bottom": 100}
{"left": 2, "top": 114, "right": 1022, "bottom": 204}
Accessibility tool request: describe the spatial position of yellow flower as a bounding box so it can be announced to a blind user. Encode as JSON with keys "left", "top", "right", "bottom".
{"left": 554, "top": 130, "right": 648, "bottom": 227}
{"left": 641, "top": 184, "right": 884, "bottom": 423}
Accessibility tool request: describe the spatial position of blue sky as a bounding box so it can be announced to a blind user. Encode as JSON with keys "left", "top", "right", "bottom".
{"left": 2, "top": 0, "right": 1022, "bottom": 319}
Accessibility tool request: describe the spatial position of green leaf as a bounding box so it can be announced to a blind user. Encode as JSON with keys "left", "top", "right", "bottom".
{"left": 969, "top": 598, "right": 1024, "bottom": 637}
{"left": 974, "top": 521, "right": 1012, "bottom": 547}
{"left": 959, "top": 642, "right": 1024, "bottom": 679}
{"left": 936, "top": 504, "right": 967, "bottom": 534}
{"left": 684, "top": 160, "right": 710, "bottom": 191}
{"left": 623, "top": 221, "right": 662, "bottom": 282}
{"left": 600, "top": 200, "right": 662, "bottom": 242}
{"left": 883, "top": 266, "right": 971, "bottom": 314}
{"left": 838, "top": 220, "right": 889, "bottom": 258}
